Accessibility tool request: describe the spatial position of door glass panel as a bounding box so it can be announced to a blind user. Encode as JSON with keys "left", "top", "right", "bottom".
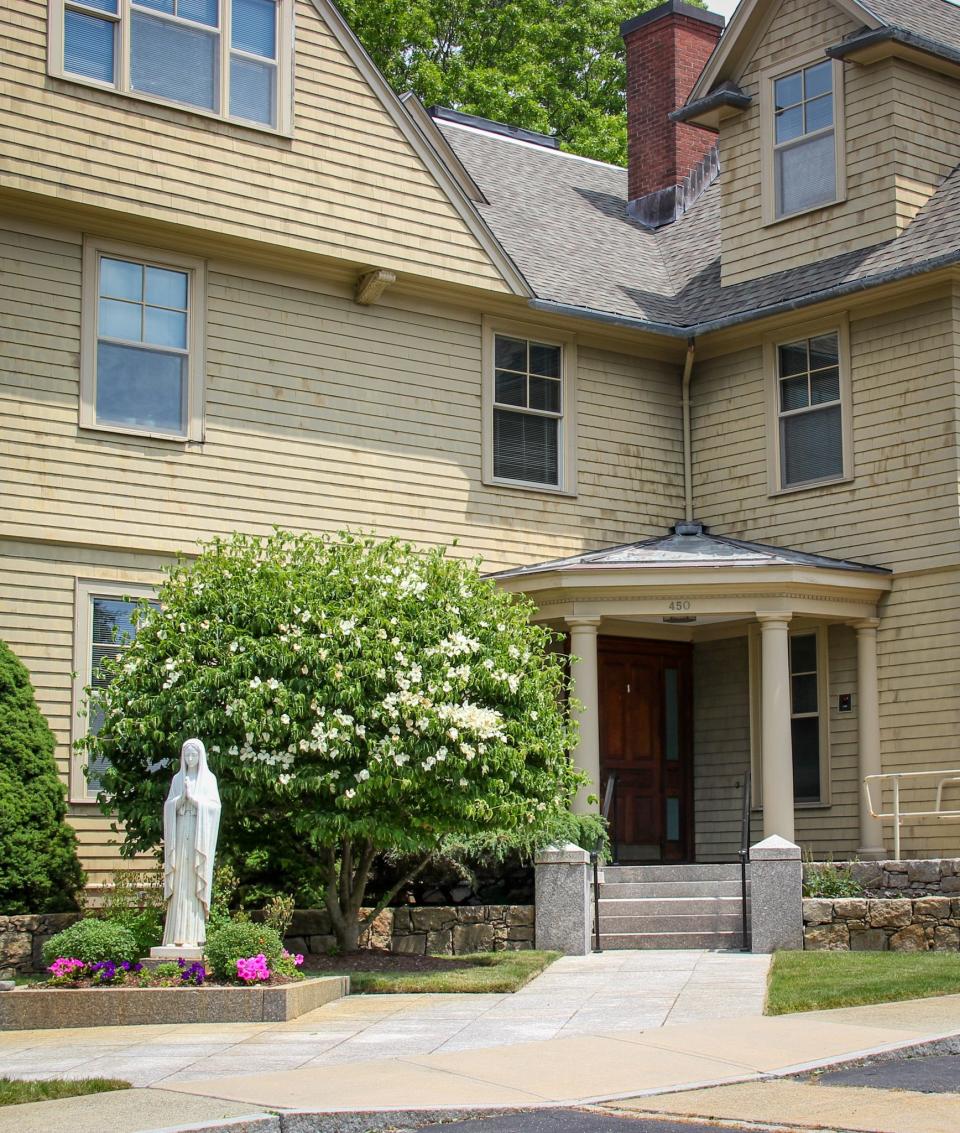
{"left": 664, "top": 667, "right": 679, "bottom": 761}
{"left": 666, "top": 797, "right": 681, "bottom": 842}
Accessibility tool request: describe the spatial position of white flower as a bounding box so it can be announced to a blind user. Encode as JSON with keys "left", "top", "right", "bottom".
{"left": 267, "top": 677, "right": 280, "bottom": 690}
{"left": 250, "top": 677, "right": 262, "bottom": 689}
{"left": 339, "top": 618, "right": 356, "bottom": 635}
{"left": 344, "top": 788, "right": 356, "bottom": 799}
{"left": 356, "top": 769, "right": 370, "bottom": 781}
{"left": 459, "top": 778, "right": 469, "bottom": 788}
{"left": 280, "top": 713, "right": 290, "bottom": 725}
{"left": 301, "top": 665, "right": 309, "bottom": 675}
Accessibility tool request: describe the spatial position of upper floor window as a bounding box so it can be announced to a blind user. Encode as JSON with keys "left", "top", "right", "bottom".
{"left": 767, "top": 57, "right": 843, "bottom": 220}
{"left": 483, "top": 324, "right": 577, "bottom": 494}
{"left": 767, "top": 324, "right": 852, "bottom": 493}
{"left": 50, "top": 0, "right": 292, "bottom": 132}
{"left": 81, "top": 239, "right": 206, "bottom": 441}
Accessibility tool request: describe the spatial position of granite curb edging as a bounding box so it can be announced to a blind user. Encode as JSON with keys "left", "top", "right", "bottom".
{"left": 0, "top": 974, "right": 348, "bottom": 1030}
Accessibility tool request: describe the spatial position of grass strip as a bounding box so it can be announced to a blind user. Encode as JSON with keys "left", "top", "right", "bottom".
{"left": 0, "top": 1078, "right": 131, "bottom": 1107}
{"left": 766, "top": 950, "right": 960, "bottom": 1015}
{"left": 320, "top": 949, "right": 559, "bottom": 994}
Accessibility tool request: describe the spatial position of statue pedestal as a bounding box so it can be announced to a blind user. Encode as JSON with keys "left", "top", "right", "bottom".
{"left": 149, "top": 946, "right": 204, "bottom": 961}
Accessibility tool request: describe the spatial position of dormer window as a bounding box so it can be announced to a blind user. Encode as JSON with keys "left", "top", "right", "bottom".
{"left": 764, "top": 56, "right": 845, "bottom": 222}
{"left": 49, "top": 0, "right": 293, "bottom": 133}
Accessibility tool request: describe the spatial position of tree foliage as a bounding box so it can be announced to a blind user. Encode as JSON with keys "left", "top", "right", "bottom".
{"left": 0, "top": 639, "right": 85, "bottom": 914}
{"left": 340, "top": 0, "right": 673, "bottom": 164}
{"left": 86, "top": 531, "right": 588, "bottom": 948}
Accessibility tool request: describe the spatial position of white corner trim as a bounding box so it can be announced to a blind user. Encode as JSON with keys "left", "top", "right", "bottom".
{"left": 308, "top": 0, "right": 533, "bottom": 298}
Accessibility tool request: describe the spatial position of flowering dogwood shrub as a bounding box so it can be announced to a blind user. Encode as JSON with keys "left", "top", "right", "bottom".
{"left": 83, "top": 530, "right": 584, "bottom": 949}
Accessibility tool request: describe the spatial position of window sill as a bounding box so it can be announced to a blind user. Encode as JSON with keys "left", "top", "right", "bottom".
{"left": 483, "top": 476, "right": 577, "bottom": 498}
{"left": 769, "top": 474, "right": 853, "bottom": 498}
{"left": 751, "top": 800, "right": 831, "bottom": 811}
{"left": 49, "top": 73, "right": 293, "bottom": 141}
{"left": 79, "top": 421, "right": 201, "bottom": 445}
{"left": 764, "top": 194, "right": 846, "bottom": 227}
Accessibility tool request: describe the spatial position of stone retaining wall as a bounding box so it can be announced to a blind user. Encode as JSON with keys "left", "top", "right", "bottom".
{"left": 803, "top": 897, "right": 960, "bottom": 951}
{"left": 0, "top": 914, "right": 81, "bottom": 974}
{"left": 285, "top": 905, "right": 535, "bottom": 957}
{"left": 804, "top": 859, "right": 960, "bottom": 897}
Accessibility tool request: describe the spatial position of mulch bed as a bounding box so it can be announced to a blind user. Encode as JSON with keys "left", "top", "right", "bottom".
{"left": 302, "top": 948, "right": 479, "bottom": 974}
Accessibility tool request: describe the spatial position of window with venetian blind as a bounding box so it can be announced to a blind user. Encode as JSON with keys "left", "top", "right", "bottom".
{"left": 771, "top": 58, "right": 841, "bottom": 219}
{"left": 776, "top": 331, "right": 846, "bottom": 489}
{"left": 491, "top": 334, "right": 565, "bottom": 488}
{"left": 50, "top": 0, "right": 291, "bottom": 131}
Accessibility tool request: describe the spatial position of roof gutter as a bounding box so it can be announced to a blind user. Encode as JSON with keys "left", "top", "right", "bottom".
{"left": 826, "top": 25, "right": 960, "bottom": 70}
{"left": 681, "top": 340, "right": 695, "bottom": 524}
{"left": 528, "top": 246, "right": 960, "bottom": 338}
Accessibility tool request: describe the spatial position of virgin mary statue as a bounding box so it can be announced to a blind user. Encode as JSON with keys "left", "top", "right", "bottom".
{"left": 160, "top": 739, "right": 221, "bottom": 950}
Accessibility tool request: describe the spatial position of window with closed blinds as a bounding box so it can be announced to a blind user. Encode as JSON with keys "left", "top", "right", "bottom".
{"left": 86, "top": 596, "right": 159, "bottom": 795}
{"left": 492, "top": 334, "right": 563, "bottom": 487}
{"left": 56, "top": 0, "right": 285, "bottom": 129}
{"left": 777, "top": 331, "right": 844, "bottom": 488}
{"left": 773, "top": 59, "right": 838, "bottom": 218}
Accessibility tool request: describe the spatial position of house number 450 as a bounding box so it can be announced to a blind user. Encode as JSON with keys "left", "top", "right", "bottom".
{"left": 668, "top": 600, "right": 692, "bottom": 611}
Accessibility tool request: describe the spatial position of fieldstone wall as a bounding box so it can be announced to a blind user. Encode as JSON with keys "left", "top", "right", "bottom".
{"left": 0, "top": 914, "right": 81, "bottom": 974}
{"left": 803, "top": 897, "right": 960, "bottom": 951}
{"left": 804, "top": 859, "right": 960, "bottom": 897}
{"left": 285, "top": 905, "right": 535, "bottom": 956}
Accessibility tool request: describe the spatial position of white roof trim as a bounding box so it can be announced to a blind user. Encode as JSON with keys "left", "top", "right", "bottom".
{"left": 689, "top": 0, "right": 882, "bottom": 101}
{"left": 307, "top": 0, "right": 533, "bottom": 297}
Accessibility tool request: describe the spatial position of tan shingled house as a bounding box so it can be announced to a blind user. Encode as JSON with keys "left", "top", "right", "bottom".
{"left": 3, "top": 0, "right": 960, "bottom": 890}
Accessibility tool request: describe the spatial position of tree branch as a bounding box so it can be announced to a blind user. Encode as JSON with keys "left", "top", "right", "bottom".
{"left": 359, "top": 853, "right": 434, "bottom": 930}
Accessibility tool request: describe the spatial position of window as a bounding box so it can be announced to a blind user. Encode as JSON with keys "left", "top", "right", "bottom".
{"left": 81, "top": 239, "right": 205, "bottom": 440}
{"left": 71, "top": 581, "right": 159, "bottom": 800}
{"left": 775, "top": 331, "right": 846, "bottom": 489}
{"left": 749, "top": 625, "right": 831, "bottom": 808}
{"left": 762, "top": 55, "right": 845, "bottom": 222}
{"left": 483, "top": 322, "right": 577, "bottom": 493}
{"left": 50, "top": 0, "right": 292, "bottom": 132}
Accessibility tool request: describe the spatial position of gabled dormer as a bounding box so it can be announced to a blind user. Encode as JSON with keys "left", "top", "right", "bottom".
{"left": 674, "top": 0, "right": 960, "bottom": 286}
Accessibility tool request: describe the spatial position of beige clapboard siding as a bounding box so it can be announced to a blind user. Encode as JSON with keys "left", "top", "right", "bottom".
{"left": 891, "top": 63, "right": 960, "bottom": 228}
{"left": 0, "top": 1, "right": 509, "bottom": 294}
{"left": 693, "top": 636, "right": 757, "bottom": 862}
{"left": 0, "top": 221, "right": 684, "bottom": 574}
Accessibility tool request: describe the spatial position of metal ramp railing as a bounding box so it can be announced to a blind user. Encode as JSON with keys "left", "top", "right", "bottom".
{"left": 864, "top": 769, "right": 960, "bottom": 860}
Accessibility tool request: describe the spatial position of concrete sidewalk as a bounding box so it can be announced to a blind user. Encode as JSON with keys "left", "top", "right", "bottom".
{"left": 162, "top": 995, "right": 960, "bottom": 1114}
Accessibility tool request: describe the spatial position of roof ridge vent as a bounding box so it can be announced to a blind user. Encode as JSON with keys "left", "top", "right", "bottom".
{"left": 673, "top": 520, "right": 705, "bottom": 536}
{"left": 629, "top": 144, "right": 720, "bottom": 230}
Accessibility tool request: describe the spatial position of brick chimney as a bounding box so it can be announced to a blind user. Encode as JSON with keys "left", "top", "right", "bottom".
{"left": 622, "top": 0, "right": 723, "bottom": 219}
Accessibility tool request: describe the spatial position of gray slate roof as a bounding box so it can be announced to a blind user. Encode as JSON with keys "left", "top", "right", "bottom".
{"left": 436, "top": 0, "right": 960, "bottom": 334}
{"left": 491, "top": 524, "right": 891, "bottom": 579}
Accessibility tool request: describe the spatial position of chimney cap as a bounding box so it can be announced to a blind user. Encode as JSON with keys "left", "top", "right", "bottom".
{"left": 621, "top": 0, "right": 725, "bottom": 39}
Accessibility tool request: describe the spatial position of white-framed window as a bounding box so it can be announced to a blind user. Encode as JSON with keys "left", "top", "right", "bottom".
{"left": 764, "top": 321, "right": 853, "bottom": 494}
{"left": 81, "top": 238, "right": 206, "bottom": 441}
{"left": 48, "top": 0, "right": 294, "bottom": 133}
{"left": 749, "top": 624, "right": 831, "bottom": 808}
{"left": 71, "top": 580, "right": 159, "bottom": 801}
{"left": 761, "top": 54, "right": 845, "bottom": 223}
{"left": 482, "top": 319, "right": 577, "bottom": 494}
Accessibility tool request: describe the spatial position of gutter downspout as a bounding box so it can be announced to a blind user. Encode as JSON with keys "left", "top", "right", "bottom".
{"left": 681, "top": 339, "right": 696, "bottom": 523}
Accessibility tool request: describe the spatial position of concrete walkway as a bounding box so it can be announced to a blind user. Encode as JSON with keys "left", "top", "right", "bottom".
{"left": 0, "top": 951, "right": 770, "bottom": 1088}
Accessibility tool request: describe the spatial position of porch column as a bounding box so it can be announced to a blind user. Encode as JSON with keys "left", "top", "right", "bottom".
{"left": 759, "top": 614, "right": 795, "bottom": 842}
{"left": 854, "top": 618, "right": 886, "bottom": 858}
{"left": 565, "top": 616, "right": 602, "bottom": 814}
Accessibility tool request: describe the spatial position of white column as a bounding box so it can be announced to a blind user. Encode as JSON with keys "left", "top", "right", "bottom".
{"left": 854, "top": 618, "right": 886, "bottom": 858}
{"left": 759, "top": 614, "right": 795, "bottom": 842}
{"left": 565, "top": 616, "right": 602, "bottom": 814}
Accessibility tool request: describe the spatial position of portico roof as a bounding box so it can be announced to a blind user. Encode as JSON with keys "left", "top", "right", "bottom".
{"left": 491, "top": 523, "right": 891, "bottom": 581}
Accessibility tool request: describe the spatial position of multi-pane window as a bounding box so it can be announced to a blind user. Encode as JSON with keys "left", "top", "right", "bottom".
{"left": 55, "top": 0, "right": 286, "bottom": 129}
{"left": 493, "top": 335, "right": 563, "bottom": 487}
{"left": 85, "top": 595, "right": 159, "bottom": 795}
{"left": 773, "top": 60, "right": 837, "bottom": 218}
{"left": 790, "top": 633, "right": 821, "bottom": 803}
{"left": 93, "top": 253, "right": 193, "bottom": 436}
{"left": 777, "top": 332, "right": 843, "bottom": 488}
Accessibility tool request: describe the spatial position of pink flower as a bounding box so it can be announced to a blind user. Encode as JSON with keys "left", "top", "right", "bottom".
{"left": 236, "top": 953, "right": 271, "bottom": 983}
{"left": 49, "top": 957, "right": 85, "bottom": 979}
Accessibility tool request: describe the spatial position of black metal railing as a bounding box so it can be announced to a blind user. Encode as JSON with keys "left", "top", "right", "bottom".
{"left": 738, "top": 769, "right": 751, "bottom": 952}
{"left": 592, "top": 772, "right": 617, "bottom": 954}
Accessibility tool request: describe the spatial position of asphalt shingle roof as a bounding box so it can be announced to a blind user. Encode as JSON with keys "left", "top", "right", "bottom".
{"left": 864, "top": 0, "right": 960, "bottom": 51}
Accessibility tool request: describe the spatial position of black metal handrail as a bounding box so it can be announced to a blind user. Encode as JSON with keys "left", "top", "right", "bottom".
{"left": 738, "top": 769, "right": 751, "bottom": 952}
{"left": 592, "top": 772, "right": 617, "bottom": 953}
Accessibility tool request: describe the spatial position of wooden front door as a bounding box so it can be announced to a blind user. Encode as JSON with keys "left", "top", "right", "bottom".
{"left": 598, "top": 637, "right": 693, "bottom": 862}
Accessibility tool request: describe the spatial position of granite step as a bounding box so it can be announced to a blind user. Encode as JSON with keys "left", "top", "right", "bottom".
{"left": 601, "top": 864, "right": 745, "bottom": 884}
{"left": 598, "top": 880, "right": 748, "bottom": 899}
{"left": 597, "top": 930, "right": 747, "bottom": 950}
{"left": 598, "top": 913, "right": 748, "bottom": 934}
{"left": 597, "top": 897, "right": 747, "bottom": 917}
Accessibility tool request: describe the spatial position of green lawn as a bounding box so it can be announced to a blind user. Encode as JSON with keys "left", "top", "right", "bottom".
{"left": 317, "top": 950, "right": 559, "bottom": 994}
{"left": 766, "top": 951, "right": 960, "bottom": 1015}
{"left": 0, "top": 1078, "right": 130, "bottom": 1107}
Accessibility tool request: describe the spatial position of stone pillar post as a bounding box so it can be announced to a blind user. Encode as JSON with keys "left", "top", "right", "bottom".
{"left": 750, "top": 835, "right": 803, "bottom": 952}
{"left": 759, "top": 614, "right": 794, "bottom": 842}
{"left": 854, "top": 618, "right": 886, "bottom": 859}
{"left": 534, "top": 844, "right": 592, "bottom": 956}
{"left": 566, "top": 616, "right": 602, "bottom": 814}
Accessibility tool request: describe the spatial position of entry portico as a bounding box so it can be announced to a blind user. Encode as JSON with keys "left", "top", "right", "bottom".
{"left": 495, "top": 523, "right": 892, "bottom": 861}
